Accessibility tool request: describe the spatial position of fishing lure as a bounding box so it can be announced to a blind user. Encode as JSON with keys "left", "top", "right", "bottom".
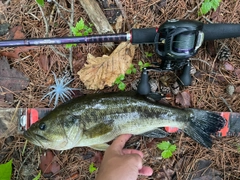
{"left": 41, "top": 72, "right": 76, "bottom": 107}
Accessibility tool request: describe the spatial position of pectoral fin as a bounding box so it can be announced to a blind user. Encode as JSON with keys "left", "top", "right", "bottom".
{"left": 84, "top": 123, "right": 113, "bottom": 138}
{"left": 141, "top": 128, "right": 169, "bottom": 138}
{"left": 89, "top": 143, "right": 109, "bottom": 151}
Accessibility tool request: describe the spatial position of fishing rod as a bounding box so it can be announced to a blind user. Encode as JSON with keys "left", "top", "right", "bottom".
{"left": 1, "top": 19, "right": 240, "bottom": 94}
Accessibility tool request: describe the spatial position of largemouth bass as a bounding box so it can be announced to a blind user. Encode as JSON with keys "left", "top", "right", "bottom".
{"left": 24, "top": 92, "right": 226, "bottom": 151}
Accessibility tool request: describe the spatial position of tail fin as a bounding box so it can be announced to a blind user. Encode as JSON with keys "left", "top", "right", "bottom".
{"left": 183, "top": 109, "right": 226, "bottom": 148}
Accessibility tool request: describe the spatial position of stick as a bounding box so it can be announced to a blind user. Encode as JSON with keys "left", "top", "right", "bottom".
{"left": 78, "top": 0, "right": 115, "bottom": 50}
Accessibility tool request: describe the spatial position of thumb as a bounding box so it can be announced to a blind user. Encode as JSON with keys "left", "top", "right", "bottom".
{"left": 139, "top": 166, "right": 153, "bottom": 176}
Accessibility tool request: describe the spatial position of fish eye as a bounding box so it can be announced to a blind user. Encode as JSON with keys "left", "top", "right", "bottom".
{"left": 39, "top": 123, "right": 46, "bottom": 131}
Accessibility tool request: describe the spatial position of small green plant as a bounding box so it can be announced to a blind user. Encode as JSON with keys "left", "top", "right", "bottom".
{"left": 145, "top": 52, "right": 153, "bottom": 58}
{"left": 0, "top": 159, "right": 12, "bottom": 180}
{"left": 200, "top": 0, "right": 221, "bottom": 15}
{"left": 33, "top": 171, "right": 41, "bottom": 180}
{"left": 35, "top": 0, "right": 44, "bottom": 6}
{"left": 138, "top": 60, "right": 150, "bottom": 71}
{"left": 114, "top": 74, "right": 126, "bottom": 91}
{"left": 126, "top": 64, "right": 137, "bottom": 75}
{"left": 89, "top": 162, "right": 97, "bottom": 174}
{"left": 157, "top": 141, "right": 177, "bottom": 159}
{"left": 66, "top": 18, "right": 93, "bottom": 48}
{"left": 114, "top": 64, "right": 137, "bottom": 91}
{"left": 237, "top": 144, "right": 240, "bottom": 153}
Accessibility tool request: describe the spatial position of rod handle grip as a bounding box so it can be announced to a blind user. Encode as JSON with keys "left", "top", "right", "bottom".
{"left": 203, "top": 23, "right": 240, "bottom": 40}
{"left": 131, "top": 28, "right": 157, "bottom": 44}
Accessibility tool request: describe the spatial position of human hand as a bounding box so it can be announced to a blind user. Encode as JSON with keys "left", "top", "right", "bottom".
{"left": 96, "top": 134, "right": 153, "bottom": 180}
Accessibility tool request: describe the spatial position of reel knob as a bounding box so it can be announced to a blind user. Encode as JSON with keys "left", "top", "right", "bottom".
{"left": 137, "top": 68, "right": 151, "bottom": 95}
{"left": 179, "top": 61, "right": 191, "bottom": 86}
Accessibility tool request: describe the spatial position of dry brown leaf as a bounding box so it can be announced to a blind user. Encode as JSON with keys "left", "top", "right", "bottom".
{"left": 175, "top": 90, "right": 191, "bottom": 108}
{"left": 210, "top": 5, "right": 223, "bottom": 22}
{"left": 236, "top": 86, "right": 240, "bottom": 93}
{"left": 1, "top": 46, "right": 37, "bottom": 59}
{"left": 78, "top": 42, "right": 135, "bottom": 90}
{"left": 115, "top": 15, "right": 123, "bottom": 33}
{"left": 0, "top": 57, "right": 29, "bottom": 102}
{"left": 223, "top": 62, "right": 234, "bottom": 71}
{"left": 235, "top": 68, "right": 240, "bottom": 79}
{"left": 39, "top": 150, "right": 60, "bottom": 175}
{"left": 36, "top": 54, "right": 56, "bottom": 72}
{"left": 8, "top": 26, "right": 25, "bottom": 39}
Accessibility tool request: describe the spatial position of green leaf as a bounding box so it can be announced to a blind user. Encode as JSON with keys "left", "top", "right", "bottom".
{"left": 157, "top": 141, "right": 171, "bottom": 150}
{"left": 119, "top": 74, "right": 125, "bottom": 81}
{"left": 145, "top": 52, "right": 153, "bottom": 57}
{"left": 161, "top": 150, "right": 173, "bottom": 159}
{"left": 35, "top": 0, "right": 44, "bottom": 6}
{"left": 65, "top": 44, "right": 72, "bottom": 48}
{"left": 132, "top": 68, "right": 137, "bottom": 74}
{"left": 118, "top": 82, "right": 126, "bottom": 91}
{"left": 114, "top": 74, "right": 124, "bottom": 84}
{"left": 237, "top": 145, "right": 240, "bottom": 152}
{"left": 89, "top": 162, "right": 97, "bottom": 174}
{"left": 65, "top": 44, "right": 76, "bottom": 48}
{"left": 87, "top": 28, "right": 93, "bottom": 33}
{"left": 126, "top": 69, "right": 132, "bottom": 75}
{"left": 70, "top": 27, "right": 79, "bottom": 36}
{"left": 143, "top": 63, "right": 150, "bottom": 68}
{"left": 83, "top": 31, "right": 89, "bottom": 36}
{"left": 76, "top": 32, "right": 83, "bottom": 36}
{"left": 138, "top": 61, "right": 143, "bottom": 66}
{"left": 76, "top": 18, "right": 85, "bottom": 30}
{"left": 0, "top": 159, "right": 12, "bottom": 180}
{"left": 33, "top": 171, "right": 41, "bottom": 180}
{"left": 168, "top": 144, "right": 177, "bottom": 152}
{"left": 114, "top": 78, "right": 121, "bottom": 84}
{"left": 211, "top": 0, "right": 221, "bottom": 11}
{"left": 201, "top": 2, "right": 212, "bottom": 14}
{"left": 200, "top": 0, "right": 213, "bottom": 14}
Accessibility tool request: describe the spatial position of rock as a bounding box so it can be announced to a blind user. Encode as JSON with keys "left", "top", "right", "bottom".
{"left": 0, "top": 23, "right": 10, "bottom": 36}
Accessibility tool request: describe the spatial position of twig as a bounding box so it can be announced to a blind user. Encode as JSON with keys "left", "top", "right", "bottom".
{"left": 202, "top": 16, "right": 213, "bottom": 24}
{"left": 53, "top": 0, "right": 75, "bottom": 72}
{"left": 68, "top": 0, "right": 75, "bottom": 73}
{"left": 114, "top": 0, "right": 130, "bottom": 30}
{"left": 55, "top": 4, "right": 71, "bottom": 27}
{"left": 52, "top": 0, "right": 72, "bottom": 12}
{"left": 37, "top": 4, "right": 49, "bottom": 37}
{"left": 220, "top": 97, "right": 233, "bottom": 112}
{"left": 37, "top": 2, "right": 70, "bottom": 62}
{"left": 189, "top": 58, "right": 211, "bottom": 66}
{"left": 50, "top": 46, "right": 68, "bottom": 59}
{"left": 16, "top": 147, "right": 35, "bottom": 180}
{"left": 184, "top": 0, "right": 204, "bottom": 18}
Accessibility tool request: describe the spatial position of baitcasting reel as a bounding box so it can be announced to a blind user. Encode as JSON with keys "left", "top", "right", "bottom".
{"left": 136, "top": 19, "right": 240, "bottom": 95}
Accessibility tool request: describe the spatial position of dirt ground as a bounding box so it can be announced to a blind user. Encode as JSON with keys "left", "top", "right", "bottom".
{"left": 0, "top": 0, "right": 240, "bottom": 179}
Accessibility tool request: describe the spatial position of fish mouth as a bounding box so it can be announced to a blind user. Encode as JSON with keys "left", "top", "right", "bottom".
{"left": 23, "top": 131, "right": 49, "bottom": 142}
{"left": 23, "top": 130, "right": 33, "bottom": 141}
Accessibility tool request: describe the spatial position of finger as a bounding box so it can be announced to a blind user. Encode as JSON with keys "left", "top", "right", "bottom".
{"left": 110, "top": 134, "right": 132, "bottom": 151}
{"left": 139, "top": 166, "right": 153, "bottom": 176}
{"left": 122, "top": 149, "right": 144, "bottom": 158}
